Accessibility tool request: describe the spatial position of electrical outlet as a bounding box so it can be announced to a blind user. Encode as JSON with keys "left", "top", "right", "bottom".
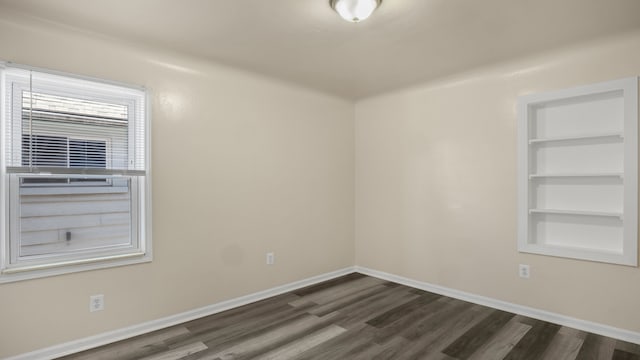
{"left": 89, "top": 294, "right": 104, "bottom": 312}
{"left": 519, "top": 264, "right": 530, "bottom": 279}
{"left": 266, "top": 252, "right": 275, "bottom": 265}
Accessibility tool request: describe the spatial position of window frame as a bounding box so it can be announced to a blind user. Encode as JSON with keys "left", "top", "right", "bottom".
{"left": 0, "top": 63, "right": 152, "bottom": 283}
{"left": 8, "top": 174, "right": 141, "bottom": 267}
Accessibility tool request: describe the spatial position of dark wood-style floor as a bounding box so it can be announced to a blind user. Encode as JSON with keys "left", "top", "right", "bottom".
{"left": 59, "top": 273, "right": 640, "bottom": 360}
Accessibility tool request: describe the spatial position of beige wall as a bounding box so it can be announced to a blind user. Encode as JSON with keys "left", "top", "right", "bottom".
{"left": 355, "top": 30, "right": 640, "bottom": 333}
{"left": 0, "top": 13, "right": 354, "bottom": 358}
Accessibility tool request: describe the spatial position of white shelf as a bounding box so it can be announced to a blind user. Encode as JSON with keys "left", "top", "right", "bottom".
{"left": 517, "top": 77, "right": 638, "bottom": 266}
{"left": 528, "top": 132, "right": 623, "bottom": 144}
{"left": 529, "top": 208, "right": 623, "bottom": 219}
{"left": 529, "top": 173, "right": 623, "bottom": 179}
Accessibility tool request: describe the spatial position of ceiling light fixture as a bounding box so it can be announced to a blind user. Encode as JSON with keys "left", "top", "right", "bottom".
{"left": 330, "top": 0, "right": 382, "bottom": 23}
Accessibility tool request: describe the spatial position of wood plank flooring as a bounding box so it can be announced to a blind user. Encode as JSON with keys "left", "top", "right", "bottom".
{"left": 58, "top": 273, "right": 640, "bottom": 360}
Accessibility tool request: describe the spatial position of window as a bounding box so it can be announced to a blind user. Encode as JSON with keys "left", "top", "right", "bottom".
{"left": 1, "top": 64, "right": 151, "bottom": 282}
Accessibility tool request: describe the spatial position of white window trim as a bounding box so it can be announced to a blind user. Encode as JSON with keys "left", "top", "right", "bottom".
{"left": 0, "top": 62, "right": 152, "bottom": 283}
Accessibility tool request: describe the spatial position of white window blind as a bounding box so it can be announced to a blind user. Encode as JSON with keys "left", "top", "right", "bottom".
{"left": 3, "top": 67, "right": 146, "bottom": 175}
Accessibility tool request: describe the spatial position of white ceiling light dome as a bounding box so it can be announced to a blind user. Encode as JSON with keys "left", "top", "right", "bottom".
{"left": 330, "top": 0, "right": 382, "bottom": 23}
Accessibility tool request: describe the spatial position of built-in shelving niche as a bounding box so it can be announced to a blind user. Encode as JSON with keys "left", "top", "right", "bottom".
{"left": 517, "top": 77, "right": 638, "bottom": 266}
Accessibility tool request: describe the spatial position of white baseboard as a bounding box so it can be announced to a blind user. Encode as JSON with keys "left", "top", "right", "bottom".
{"left": 10, "top": 264, "right": 639, "bottom": 359}
{"left": 354, "top": 266, "right": 640, "bottom": 345}
{"left": 6, "top": 266, "right": 356, "bottom": 360}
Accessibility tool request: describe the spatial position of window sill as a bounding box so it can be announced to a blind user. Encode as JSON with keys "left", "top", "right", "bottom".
{"left": 0, "top": 251, "right": 151, "bottom": 283}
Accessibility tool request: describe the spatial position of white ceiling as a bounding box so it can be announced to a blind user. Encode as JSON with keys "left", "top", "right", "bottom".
{"left": 1, "top": 0, "right": 640, "bottom": 99}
